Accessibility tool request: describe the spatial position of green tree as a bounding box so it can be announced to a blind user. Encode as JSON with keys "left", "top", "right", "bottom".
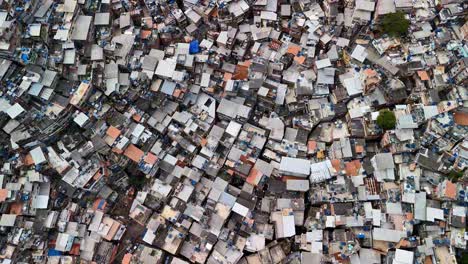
{"left": 448, "top": 170, "right": 464, "bottom": 182}
{"left": 376, "top": 109, "right": 396, "bottom": 130}
{"left": 381, "top": 12, "right": 410, "bottom": 37}
{"left": 128, "top": 175, "right": 147, "bottom": 189}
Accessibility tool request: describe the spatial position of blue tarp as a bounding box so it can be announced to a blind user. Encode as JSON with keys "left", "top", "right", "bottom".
{"left": 189, "top": 40, "right": 200, "bottom": 54}
{"left": 97, "top": 199, "right": 106, "bottom": 210}
{"left": 21, "top": 53, "right": 29, "bottom": 63}
{"left": 48, "top": 249, "right": 62, "bottom": 256}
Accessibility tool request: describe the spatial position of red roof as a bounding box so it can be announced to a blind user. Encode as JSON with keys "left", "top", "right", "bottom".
{"left": 454, "top": 112, "right": 468, "bottom": 125}
{"left": 417, "top": 71, "right": 430, "bottom": 81}
{"left": 144, "top": 153, "right": 158, "bottom": 165}
{"left": 124, "top": 144, "right": 144, "bottom": 163}
{"left": 106, "top": 126, "right": 121, "bottom": 139}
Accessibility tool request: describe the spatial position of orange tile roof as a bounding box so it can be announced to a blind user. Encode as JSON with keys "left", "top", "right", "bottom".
{"left": 246, "top": 168, "right": 262, "bottom": 186}
{"left": 406, "top": 212, "right": 414, "bottom": 220}
{"left": 294, "top": 56, "right": 305, "bottom": 64}
{"left": 240, "top": 155, "right": 249, "bottom": 163}
{"left": 0, "top": 189, "right": 7, "bottom": 202}
{"left": 233, "top": 65, "right": 249, "bottom": 80}
{"left": 173, "top": 89, "right": 182, "bottom": 98}
{"left": 140, "top": 30, "right": 152, "bottom": 39}
{"left": 144, "top": 152, "right": 158, "bottom": 165}
{"left": 364, "top": 68, "right": 377, "bottom": 77}
{"left": 453, "top": 112, "right": 468, "bottom": 125}
{"left": 106, "top": 126, "right": 121, "bottom": 139}
{"left": 124, "top": 144, "right": 144, "bottom": 163}
{"left": 345, "top": 160, "right": 361, "bottom": 176}
{"left": 200, "top": 138, "right": 207, "bottom": 146}
{"left": 122, "top": 254, "right": 133, "bottom": 264}
{"left": 417, "top": 70, "right": 429, "bottom": 81}
{"left": 308, "top": 140, "right": 317, "bottom": 152}
{"left": 132, "top": 114, "right": 142, "bottom": 122}
{"left": 223, "top": 72, "right": 233, "bottom": 81}
{"left": 287, "top": 45, "right": 301, "bottom": 55}
{"left": 443, "top": 180, "right": 457, "bottom": 199}
{"left": 331, "top": 159, "right": 342, "bottom": 172}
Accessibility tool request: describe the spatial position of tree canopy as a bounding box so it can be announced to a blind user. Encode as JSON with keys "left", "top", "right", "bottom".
{"left": 381, "top": 12, "right": 410, "bottom": 37}
{"left": 128, "top": 175, "right": 147, "bottom": 189}
{"left": 376, "top": 109, "right": 396, "bottom": 130}
{"left": 448, "top": 170, "right": 464, "bottom": 182}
